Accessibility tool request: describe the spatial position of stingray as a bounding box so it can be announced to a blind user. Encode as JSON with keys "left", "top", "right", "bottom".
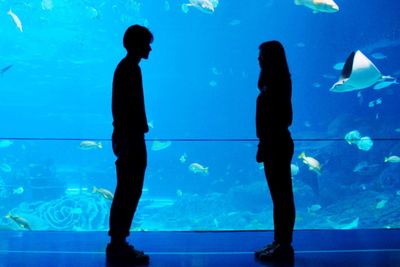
{"left": 330, "top": 50, "right": 395, "bottom": 92}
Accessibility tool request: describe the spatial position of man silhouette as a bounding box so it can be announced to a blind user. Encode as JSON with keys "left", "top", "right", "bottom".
{"left": 106, "top": 25, "right": 153, "bottom": 265}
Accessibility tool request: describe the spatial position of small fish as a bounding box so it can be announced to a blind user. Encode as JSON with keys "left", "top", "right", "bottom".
{"left": 307, "top": 204, "right": 321, "bottom": 213}
{"left": 0, "top": 163, "right": 12, "bottom": 173}
{"left": 92, "top": 186, "right": 113, "bottom": 200}
{"left": 312, "top": 82, "right": 321, "bottom": 88}
{"left": 298, "top": 152, "right": 321, "bottom": 175}
{"left": 384, "top": 155, "right": 400, "bottom": 163}
{"left": 6, "top": 214, "right": 31, "bottom": 230}
{"left": 189, "top": 162, "right": 209, "bottom": 175}
{"left": 176, "top": 189, "right": 183, "bottom": 197}
{"left": 0, "top": 140, "right": 13, "bottom": 148}
{"left": 164, "top": 1, "right": 170, "bottom": 11}
{"left": 371, "top": 52, "right": 387, "bottom": 60}
{"left": 1, "top": 65, "right": 13, "bottom": 75}
{"left": 13, "top": 187, "right": 24, "bottom": 195}
{"left": 291, "top": 163, "right": 299, "bottom": 176}
{"left": 213, "top": 218, "right": 219, "bottom": 228}
{"left": 376, "top": 199, "right": 388, "bottom": 209}
{"left": 211, "top": 67, "right": 222, "bottom": 75}
{"left": 79, "top": 141, "right": 102, "bottom": 150}
{"left": 296, "top": 42, "right": 306, "bottom": 48}
{"left": 357, "top": 91, "right": 364, "bottom": 105}
{"left": 41, "top": 0, "right": 54, "bottom": 10}
{"left": 294, "top": 0, "right": 339, "bottom": 13}
{"left": 229, "top": 19, "right": 241, "bottom": 26}
{"left": 373, "top": 80, "right": 398, "bottom": 90}
{"left": 368, "top": 100, "right": 375, "bottom": 108}
{"left": 7, "top": 9, "right": 23, "bottom": 32}
{"left": 395, "top": 128, "right": 400, "bottom": 133}
{"left": 396, "top": 190, "right": 400, "bottom": 196}
{"left": 181, "top": 0, "right": 218, "bottom": 14}
{"left": 151, "top": 140, "right": 172, "bottom": 151}
{"left": 333, "top": 62, "right": 345, "bottom": 70}
{"left": 335, "top": 217, "right": 359, "bottom": 230}
{"left": 322, "top": 74, "right": 336, "bottom": 79}
{"left": 352, "top": 161, "right": 380, "bottom": 175}
{"left": 179, "top": 153, "right": 188, "bottom": 163}
{"left": 344, "top": 130, "right": 361, "bottom": 145}
{"left": 147, "top": 120, "right": 154, "bottom": 129}
{"left": 356, "top": 136, "right": 373, "bottom": 151}
{"left": 209, "top": 80, "right": 217, "bottom": 87}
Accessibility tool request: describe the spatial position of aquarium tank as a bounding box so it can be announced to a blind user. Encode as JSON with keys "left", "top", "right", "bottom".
{"left": 0, "top": 0, "right": 399, "bottom": 232}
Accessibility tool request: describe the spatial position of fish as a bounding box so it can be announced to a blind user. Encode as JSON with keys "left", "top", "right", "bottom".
{"left": 344, "top": 130, "right": 361, "bottom": 145}
{"left": 181, "top": 0, "right": 218, "bottom": 14}
{"left": 312, "top": 82, "right": 321, "bottom": 88}
{"left": 0, "top": 163, "right": 12, "bottom": 173}
{"left": 356, "top": 136, "right": 373, "bottom": 151}
{"left": 209, "top": 80, "right": 217, "bottom": 87}
{"left": 176, "top": 189, "right": 183, "bottom": 197}
{"left": 229, "top": 20, "right": 241, "bottom": 26}
{"left": 189, "top": 162, "right": 209, "bottom": 175}
{"left": 13, "top": 187, "right": 24, "bottom": 195}
{"left": 6, "top": 214, "right": 31, "bottom": 230}
{"left": 296, "top": 42, "right": 306, "bottom": 48}
{"left": 371, "top": 52, "right": 387, "bottom": 60}
{"left": 331, "top": 50, "right": 395, "bottom": 93}
{"left": 384, "top": 155, "right": 400, "bottom": 163}
{"left": 329, "top": 217, "right": 359, "bottom": 230}
{"left": 333, "top": 62, "right": 345, "bottom": 70}
{"left": 151, "top": 140, "right": 172, "bottom": 151}
{"left": 41, "top": 0, "right": 54, "bottom": 10}
{"left": 352, "top": 161, "right": 380, "bottom": 176}
{"left": 373, "top": 79, "right": 398, "bottom": 90}
{"left": 147, "top": 120, "right": 154, "bottom": 129}
{"left": 179, "top": 153, "right": 188, "bottom": 163}
{"left": 291, "top": 163, "right": 299, "bottom": 176}
{"left": 164, "top": 1, "right": 170, "bottom": 11}
{"left": 298, "top": 152, "right": 322, "bottom": 175}
{"left": 92, "top": 186, "right": 114, "bottom": 200}
{"left": 294, "top": 0, "right": 339, "bottom": 13}
{"left": 79, "top": 141, "right": 102, "bottom": 150}
{"left": 307, "top": 204, "right": 321, "bottom": 213}
{"left": 7, "top": 9, "right": 23, "bottom": 32}
{"left": 0, "top": 140, "right": 13, "bottom": 148}
{"left": 1, "top": 65, "right": 13, "bottom": 76}
{"left": 376, "top": 199, "right": 388, "bottom": 209}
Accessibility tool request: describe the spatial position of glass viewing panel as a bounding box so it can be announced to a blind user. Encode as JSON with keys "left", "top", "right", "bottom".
{"left": 0, "top": 1, "right": 399, "bottom": 231}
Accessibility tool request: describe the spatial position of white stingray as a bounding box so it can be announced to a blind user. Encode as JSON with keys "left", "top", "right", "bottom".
{"left": 330, "top": 50, "right": 395, "bottom": 93}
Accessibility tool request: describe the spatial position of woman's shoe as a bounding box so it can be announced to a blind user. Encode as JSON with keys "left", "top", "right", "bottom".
{"left": 257, "top": 243, "right": 294, "bottom": 261}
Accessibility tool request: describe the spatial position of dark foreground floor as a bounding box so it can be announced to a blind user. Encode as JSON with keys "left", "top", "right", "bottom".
{"left": 0, "top": 230, "right": 399, "bottom": 267}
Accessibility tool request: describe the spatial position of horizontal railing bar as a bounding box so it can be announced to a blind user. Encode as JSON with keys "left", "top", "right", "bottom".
{"left": 0, "top": 137, "right": 400, "bottom": 142}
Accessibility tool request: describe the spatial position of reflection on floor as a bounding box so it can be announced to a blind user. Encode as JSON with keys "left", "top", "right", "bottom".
{"left": 0, "top": 230, "right": 399, "bottom": 266}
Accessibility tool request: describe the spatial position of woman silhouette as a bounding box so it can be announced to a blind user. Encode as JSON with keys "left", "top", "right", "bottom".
{"left": 254, "top": 41, "right": 295, "bottom": 261}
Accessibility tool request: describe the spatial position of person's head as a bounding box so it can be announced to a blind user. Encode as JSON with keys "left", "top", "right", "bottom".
{"left": 123, "top": 25, "right": 153, "bottom": 59}
{"left": 258, "top": 40, "right": 290, "bottom": 87}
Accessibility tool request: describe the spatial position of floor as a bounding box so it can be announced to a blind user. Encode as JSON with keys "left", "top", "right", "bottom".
{"left": 0, "top": 230, "right": 399, "bottom": 267}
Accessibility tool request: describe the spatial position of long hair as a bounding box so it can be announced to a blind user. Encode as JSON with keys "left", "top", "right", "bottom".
{"left": 258, "top": 41, "right": 291, "bottom": 89}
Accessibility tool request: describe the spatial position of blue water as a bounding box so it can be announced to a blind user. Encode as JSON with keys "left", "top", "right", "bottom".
{"left": 0, "top": 0, "right": 399, "bottom": 231}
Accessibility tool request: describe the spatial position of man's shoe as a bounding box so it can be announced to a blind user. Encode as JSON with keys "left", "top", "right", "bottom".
{"left": 106, "top": 242, "right": 149, "bottom": 265}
